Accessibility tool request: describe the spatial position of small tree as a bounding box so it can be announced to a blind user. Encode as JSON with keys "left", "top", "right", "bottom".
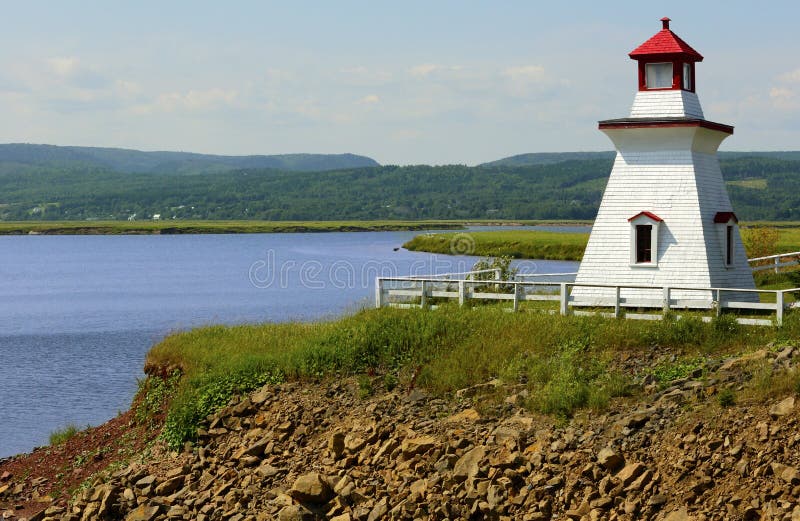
{"left": 741, "top": 226, "right": 779, "bottom": 261}
{"left": 469, "top": 256, "right": 518, "bottom": 293}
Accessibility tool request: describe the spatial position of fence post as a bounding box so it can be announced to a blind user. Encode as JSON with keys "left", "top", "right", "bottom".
{"left": 715, "top": 289, "right": 722, "bottom": 317}
{"left": 458, "top": 280, "right": 466, "bottom": 306}
{"left": 375, "top": 277, "right": 383, "bottom": 308}
{"left": 614, "top": 286, "right": 621, "bottom": 319}
{"left": 559, "top": 283, "right": 569, "bottom": 316}
{"left": 776, "top": 291, "right": 784, "bottom": 327}
{"left": 512, "top": 283, "right": 519, "bottom": 312}
{"left": 775, "top": 257, "right": 780, "bottom": 274}
{"left": 494, "top": 269, "right": 501, "bottom": 281}
{"left": 663, "top": 286, "right": 670, "bottom": 315}
{"left": 420, "top": 280, "right": 427, "bottom": 308}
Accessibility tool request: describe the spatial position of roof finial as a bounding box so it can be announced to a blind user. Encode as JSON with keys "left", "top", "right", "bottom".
{"left": 661, "top": 17, "right": 671, "bottom": 30}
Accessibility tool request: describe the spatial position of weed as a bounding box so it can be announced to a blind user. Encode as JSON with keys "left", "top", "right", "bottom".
{"left": 718, "top": 388, "right": 736, "bottom": 407}
{"left": 650, "top": 357, "right": 706, "bottom": 385}
{"left": 383, "top": 373, "right": 398, "bottom": 391}
{"left": 49, "top": 424, "right": 80, "bottom": 446}
{"left": 357, "top": 375, "right": 374, "bottom": 399}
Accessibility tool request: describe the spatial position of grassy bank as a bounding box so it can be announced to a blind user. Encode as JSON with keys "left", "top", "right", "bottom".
{"left": 403, "top": 230, "right": 589, "bottom": 260}
{"left": 0, "top": 220, "right": 470, "bottom": 235}
{"left": 144, "top": 305, "right": 799, "bottom": 449}
{"left": 403, "top": 223, "right": 800, "bottom": 261}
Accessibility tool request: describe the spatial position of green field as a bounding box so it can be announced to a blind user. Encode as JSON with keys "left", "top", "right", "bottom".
{"left": 0, "top": 220, "right": 470, "bottom": 235}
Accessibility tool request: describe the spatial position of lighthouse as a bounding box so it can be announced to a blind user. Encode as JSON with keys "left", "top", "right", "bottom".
{"left": 573, "top": 18, "right": 756, "bottom": 305}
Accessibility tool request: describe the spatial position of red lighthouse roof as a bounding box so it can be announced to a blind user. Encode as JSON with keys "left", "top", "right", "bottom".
{"left": 629, "top": 17, "right": 703, "bottom": 62}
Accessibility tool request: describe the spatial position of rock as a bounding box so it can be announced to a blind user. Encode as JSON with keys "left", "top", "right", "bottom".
{"left": 125, "top": 504, "right": 161, "bottom": 521}
{"left": 232, "top": 439, "right": 268, "bottom": 460}
{"left": 445, "top": 409, "right": 481, "bottom": 423}
{"left": 154, "top": 475, "right": 183, "bottom": 496}
{"left": 616, "top": 462, "right": 646, "bottom": 487}
{"left": 596, "top": 447, "right": 625, "bottom": 472}
{"left": 329, "top": 431, "right": 346, "bottom": 458}
{"left": 770, "top": 396, "right": 795, "bottom": 418}
{"left": 663, "top": 507, "right": 692, "bottom": 521}
{"left": 290, "top": 472, "right": 334, "bottom": 504}
{"left": 400, "top": 435, "right": 436, "bottom": 456}
{"left": 782, "top": 467, "right": 800, "bottom": 485}
{"left": 278, "top": 504, "right": 315, "bottom": 521}
{"left": 367, "top": 497, "right": 389, "bottom": 521}
{"left": 453, "top": 446, "right": 486, "bottom": 481}
{"left": 344, "top": 434, "right": 366, "bottom": 453}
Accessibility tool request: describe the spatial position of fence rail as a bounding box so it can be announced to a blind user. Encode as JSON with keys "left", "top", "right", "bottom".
{"left": 749, "top": 251, "right": 800, "bottom": 273}
{"left": 376, "top": 273, "right": 800, "bottom": 326}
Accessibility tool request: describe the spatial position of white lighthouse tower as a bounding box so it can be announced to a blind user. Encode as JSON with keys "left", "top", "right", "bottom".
{"left": 573, "top": 18, "right": 756, "bottom": 305}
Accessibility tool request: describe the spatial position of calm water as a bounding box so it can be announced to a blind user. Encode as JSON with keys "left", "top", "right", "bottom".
{"left": 0, "top": 228, "right": 581, "bottom": 457}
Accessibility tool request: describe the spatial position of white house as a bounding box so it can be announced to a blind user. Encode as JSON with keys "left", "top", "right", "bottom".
{"left": 573, "top": 18, "right": 756, "bottom": 305}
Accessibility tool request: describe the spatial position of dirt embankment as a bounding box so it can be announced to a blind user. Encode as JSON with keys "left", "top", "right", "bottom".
{"left": 3, "top": 346, "right": 800, "bottom": 520}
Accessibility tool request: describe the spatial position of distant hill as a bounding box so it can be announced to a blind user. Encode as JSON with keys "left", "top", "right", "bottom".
{"left": 0, "top": 144, "right": 380, "bottom": 174}
{"left": 480, "top": 152, "right": 615, "bottom": 167}
{"left": 2, "top": 155, "right": 800, "bottom": 221}
{"left": 483, "top": 150, "right": 800, "bottom": 167}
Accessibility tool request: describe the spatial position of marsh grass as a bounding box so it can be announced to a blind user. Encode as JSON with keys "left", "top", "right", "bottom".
{"left": 403, "top": 230, "right": 588, "bottom": 260}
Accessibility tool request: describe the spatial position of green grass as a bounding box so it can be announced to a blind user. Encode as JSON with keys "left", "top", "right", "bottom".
{"left": 0, "top": 220, "right": 473, "bottom": 235}
{"left": 403, "top": 230, "right": 589, "bottom": 260}
{"left": 145, "top": 305, "right": 800, "bottom": 448}
{"left": 49, "top": 424, "right": 81, "bottom": 445}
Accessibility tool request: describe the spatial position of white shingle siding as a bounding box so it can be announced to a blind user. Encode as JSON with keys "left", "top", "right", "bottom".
{"left": 629, "top": 90, "right": 704, "bottom": 119}
{"left": 574, "top": 122, "right": 757, "bottom": 304}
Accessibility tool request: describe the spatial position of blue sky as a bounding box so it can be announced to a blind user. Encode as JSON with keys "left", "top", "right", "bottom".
{"left": 1, "top": 1, "right": 798, "bottom": 165}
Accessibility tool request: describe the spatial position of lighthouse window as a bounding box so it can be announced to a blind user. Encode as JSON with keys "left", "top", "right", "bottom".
{"left": 645, "top": 62, "right": 673, "bottom": 89}
{"left": 726, "top": 225, "right": 733, "bottom": 266}
{"left": 683, "top": 63, "right": 692, "bottom": 90}
{"left": 636, "top": 225, "right": 652, "bottom": 263}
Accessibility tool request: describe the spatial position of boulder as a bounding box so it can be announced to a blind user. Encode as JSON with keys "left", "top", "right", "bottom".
{"left": 453, "top": 446, "right": 486, "bottom": 481}
{"left": 290, "top": 472, "right": 334, "bottom": 504}
{"left": 596, "top": 447, "right": 625, "bottom": 472}
{"left": 769, "top": 396, "right": 795, "bottom": 418}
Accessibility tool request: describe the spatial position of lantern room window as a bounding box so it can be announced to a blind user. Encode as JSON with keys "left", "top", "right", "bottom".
{"left": 645, "top": 62, "right": 673, "bottom": 89}
{"left": 683, "top": 63, "right": 692, "bottom": 90}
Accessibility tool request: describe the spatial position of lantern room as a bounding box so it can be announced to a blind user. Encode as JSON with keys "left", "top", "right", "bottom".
{"left": 629, "top": 17, "right": 703, "bottom": 92}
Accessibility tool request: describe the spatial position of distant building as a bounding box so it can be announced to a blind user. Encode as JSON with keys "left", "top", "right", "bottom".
{"left": 573, "top": 18, "right": 756, "bottom": 304}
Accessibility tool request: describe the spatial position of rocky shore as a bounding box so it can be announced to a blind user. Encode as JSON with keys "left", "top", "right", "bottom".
{"left": 3, "top": 345, "right": 800, "bottom": 520}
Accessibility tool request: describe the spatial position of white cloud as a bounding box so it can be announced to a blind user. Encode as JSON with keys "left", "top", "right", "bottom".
{"left": 779, "top": 69, "right": 800, "bottom": 84}
{"left": 769, "top": 87, "right": 797, "bottom": 110}
{"left": 358, "top": 94, "right": 380, "bottom": 104}
{"left": 502, "top": 65, "right": 546, "bottom": 81}
{"left": 155, "top": 88, "right": 239, "bottom": 112}
{"left": 408, "top": 64, "right": 464, "bottom": 78}
{"left": 47, "top": 57, "right": 79, "bottom": 77}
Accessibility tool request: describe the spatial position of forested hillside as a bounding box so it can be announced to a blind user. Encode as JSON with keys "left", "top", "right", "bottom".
{"left": 0, "top": 154, "right": 799, "bottom": 221}
{"left": 0, "top": 144, "right": 379, "bottom": 174}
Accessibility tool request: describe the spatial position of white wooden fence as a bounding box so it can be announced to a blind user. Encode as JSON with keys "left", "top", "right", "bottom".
{"left": 376, "top": 250, "right": 800, "bottom": 326}
{"left": 375, "top": 274, "right": 800, "bottom": 326}
{"left": 749, "top": 251, "right": 800, "bottom": 273}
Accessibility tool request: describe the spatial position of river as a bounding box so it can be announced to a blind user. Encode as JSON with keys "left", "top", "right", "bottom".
{"left": 0, "top": 227, "right": 583, "bottom": 457}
